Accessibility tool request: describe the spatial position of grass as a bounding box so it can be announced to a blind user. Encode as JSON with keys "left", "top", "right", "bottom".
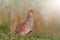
{"left": 0, "top": 33, "right": 52, "bottom": 40}
{"left": 0, "top": 33, "right": 60, "bottom": 40}
{"left": 0, "top": 21, "right": 60, "bottom": 40}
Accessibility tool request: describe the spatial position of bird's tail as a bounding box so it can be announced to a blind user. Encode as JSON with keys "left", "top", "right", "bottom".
{"left": 8, "top": 28, "right": 18, "bottom": 35}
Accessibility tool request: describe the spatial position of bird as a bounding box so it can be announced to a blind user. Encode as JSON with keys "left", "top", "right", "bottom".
{"left": 12, "top": 10, "right": 34, "bottom": 35}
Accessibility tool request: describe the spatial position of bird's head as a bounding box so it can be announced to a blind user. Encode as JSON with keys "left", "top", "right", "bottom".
{"left": 28, "top": 10, "right": 33, "bottom": 16}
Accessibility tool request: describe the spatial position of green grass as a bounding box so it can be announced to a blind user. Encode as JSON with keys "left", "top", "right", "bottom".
{"left": 0, "top": 33, "right": 51, "bottom": 40}
{"left": 0, "top": 21, "right": 60, "bottom": 40}
{"left": 0, "top": 33, "right": 60, "bottom": 40}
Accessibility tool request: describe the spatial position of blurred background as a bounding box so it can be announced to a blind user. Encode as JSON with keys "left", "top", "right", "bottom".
{"left": 0, "top": 0, "right": 60, "bottom": 35}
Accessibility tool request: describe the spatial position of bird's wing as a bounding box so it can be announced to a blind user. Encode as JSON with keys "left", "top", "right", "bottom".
{"left": 13, "top": 23, "right": 25, "bottom": 34}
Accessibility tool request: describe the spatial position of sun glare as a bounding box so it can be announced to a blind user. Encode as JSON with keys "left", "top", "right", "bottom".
{"left": 52, "top": 0, "right": 60, "bottom": 7}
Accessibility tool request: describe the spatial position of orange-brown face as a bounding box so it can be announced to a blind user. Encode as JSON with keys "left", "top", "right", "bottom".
{"left": 29, "top": 12, "right": 33, "bottom": 16}
{"left": 28, "top": 10, "right": 33, "bottom": 16}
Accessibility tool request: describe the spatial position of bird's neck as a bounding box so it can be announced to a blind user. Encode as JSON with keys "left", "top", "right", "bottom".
{"left": 25, "top": 14, "right": 33, "bottom": 23}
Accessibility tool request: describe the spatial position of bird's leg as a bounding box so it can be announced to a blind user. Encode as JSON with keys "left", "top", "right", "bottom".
{"left": 27, "top": 31, "right": 32, "bottom": 34}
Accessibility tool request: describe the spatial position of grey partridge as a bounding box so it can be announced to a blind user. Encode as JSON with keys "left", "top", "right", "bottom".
{"left": 13, "top": 10, "right": 34, "bottom": 35}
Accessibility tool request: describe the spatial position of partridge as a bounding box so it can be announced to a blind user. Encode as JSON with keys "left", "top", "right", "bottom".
{"left": 13, "top": 10, "right": 34, "bottom": 35}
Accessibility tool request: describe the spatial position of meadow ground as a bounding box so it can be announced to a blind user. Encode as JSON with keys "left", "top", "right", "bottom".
{"left": 0, "top": 21, "right": 60, "bottom": 40}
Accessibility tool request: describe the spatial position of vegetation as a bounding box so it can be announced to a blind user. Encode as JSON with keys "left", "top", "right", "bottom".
{"left": 0, "top": 21, "right": 60, "bottom": 40}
